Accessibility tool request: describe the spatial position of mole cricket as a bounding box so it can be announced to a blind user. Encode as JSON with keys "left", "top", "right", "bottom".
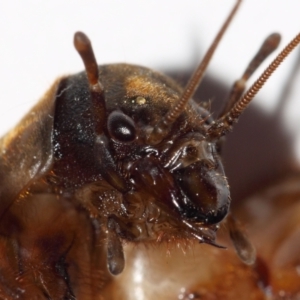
{"left": 0, "top": 0, "right": 300, "bottom": 299}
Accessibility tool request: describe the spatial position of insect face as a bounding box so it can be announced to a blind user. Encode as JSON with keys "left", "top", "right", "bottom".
{"left": 0, "top": 1, "right": 299, "bottom": 299}
{"left": 52, "top": 62, "right": 230, "bottom": 247}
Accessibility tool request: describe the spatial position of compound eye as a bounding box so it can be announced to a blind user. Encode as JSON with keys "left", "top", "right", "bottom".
{"left": 107, "top": 111, "right": 136, "bottom": 142}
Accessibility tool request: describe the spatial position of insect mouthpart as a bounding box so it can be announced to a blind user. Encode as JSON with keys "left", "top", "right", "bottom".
{"left": 153, "top": 132, "right": 231, "bottom": 225}
{"left": 174, "top": 160, "right": 231, "bottom": 225}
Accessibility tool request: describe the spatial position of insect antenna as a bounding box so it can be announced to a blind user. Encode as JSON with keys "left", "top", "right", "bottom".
{"left": 218, "top": 33, "right": 281, "bottom": 118}
{"left": 208, "top": 32, "right": 300, "bottom": 139}
{"left": 147, "top": 0, "right": 242, "bottom": 145}
{"left": 275, "top": 45, "right": 300, "bottom": 117}
{"left": 74, "top": 32, "right": 128, "bottom": 192}
{"left": 74, "top": 31, "right": 106, "bottom": 135}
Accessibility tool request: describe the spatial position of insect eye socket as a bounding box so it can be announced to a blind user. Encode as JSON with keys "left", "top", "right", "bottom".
{"left": 107, "top": 111, "right": 136, "bottom": 142}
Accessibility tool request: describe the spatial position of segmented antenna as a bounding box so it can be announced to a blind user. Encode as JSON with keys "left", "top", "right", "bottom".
{"left": 209, "top": 32, "right": 300, "bottom": 139}
{"left": 74, "top": 31, "right": 106, "bottom": 135}
{"left": 218, "top": 33, "right": 281, "bottom": 118}
{"left": 147, "top": 0, "right": 242, "bottom": 145}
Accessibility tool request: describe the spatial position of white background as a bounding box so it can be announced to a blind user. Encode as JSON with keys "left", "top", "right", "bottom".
{"left": 0, "top": 0, "right": 299, "bottom": 157}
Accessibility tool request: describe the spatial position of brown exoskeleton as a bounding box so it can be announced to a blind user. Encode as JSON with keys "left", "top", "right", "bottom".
{"left": 0, "top": 0, "right": 299, "bottom": 299}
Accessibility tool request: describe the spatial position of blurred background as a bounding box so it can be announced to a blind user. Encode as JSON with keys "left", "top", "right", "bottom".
{"left": 0, "top": 0, "right": 299, "bottom": 200}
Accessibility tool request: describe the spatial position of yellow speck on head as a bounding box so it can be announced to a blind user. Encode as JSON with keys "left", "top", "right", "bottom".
{"left": 136, "top": 96, "right": 146, "bottom": 105}
{"left": 125, "top": 75, "right": 176, "bottom": 106}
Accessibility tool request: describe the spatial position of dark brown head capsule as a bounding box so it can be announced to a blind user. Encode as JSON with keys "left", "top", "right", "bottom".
{"left": 0, "top": 4, "right": 299, "bottom": 298}
{"left": 48, "top": 0, "right": 300, "bottom": 274}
